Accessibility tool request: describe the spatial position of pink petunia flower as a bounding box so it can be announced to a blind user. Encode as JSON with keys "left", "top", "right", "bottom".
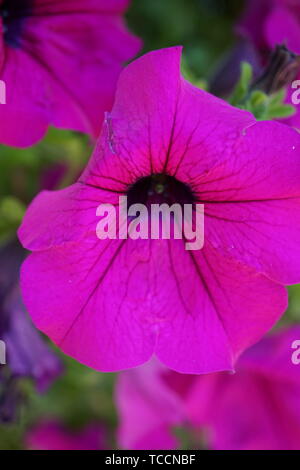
{"left": 117, "top": 327, "right": 300, "bottom": 450}
{"left": 188, "top": 326, "right": 300, "bottom": 450}
{"left": 18, "top": 47, "right": 300, "bottom": 374}
{"left": 0, "top": 0, "right": 141, "bottom": 147}
{"left": 238, "top": 0, "right": 300, "bottom": 128}
{"left": 25, "top": 421, "right": 105, "bottom": 450}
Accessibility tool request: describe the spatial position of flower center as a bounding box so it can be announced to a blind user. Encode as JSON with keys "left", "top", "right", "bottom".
{"left": 127, "top": 174, "right": 196, "bottom": 208}
{"left": 1, "top": 0, "right": 32, "bottom": 47}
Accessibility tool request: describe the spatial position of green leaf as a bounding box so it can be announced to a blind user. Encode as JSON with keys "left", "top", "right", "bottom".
{"left": 266, "top": 104, "right": 296, "bottom": 119}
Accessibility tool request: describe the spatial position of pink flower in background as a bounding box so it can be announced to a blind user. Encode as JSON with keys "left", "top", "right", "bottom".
{"left": 0, "top": 0, "right": 141, "bottom": 147}
{"left": 25, "top": 421, "right": 104, "bottom": 450}
{"left": 238, "top": 0, "right": 300, "bottom": 54}
{"left": 238, "top": 0, "right": 300, "bottom": 128}
{"left": 18, "top": 47, "right": 300, "bottom": 374}
{"left": 116, "top": 360, "right": 187, "bottom": 450}
{"left": 117, "top": 328, "right": 300, "bottom": 450}
{"left": 237, "top": 0, "right": 275, "bottom": 53}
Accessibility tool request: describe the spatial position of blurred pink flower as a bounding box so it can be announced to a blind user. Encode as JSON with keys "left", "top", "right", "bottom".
{"left": 0, "top": 0, "right": 141, "bottom": 147}
{"left": 18, "top": 47, "right": 300, "bottom": 374}
{"left": 238, "top": 0, "right": 300, "bottom": 128}
{"left": 25, "top": 421, "right": 104, "bottom": 450}
{"left": 117, "top": 327, "right": 300, "bottom": 450}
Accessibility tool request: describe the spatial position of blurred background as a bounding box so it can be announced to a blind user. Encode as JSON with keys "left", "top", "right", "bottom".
{"left": 1, "top": 0, "right": 300, "bottom": 450}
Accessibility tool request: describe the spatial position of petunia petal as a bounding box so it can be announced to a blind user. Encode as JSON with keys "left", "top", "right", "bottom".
{"left": 18, "top": 183, "right": 122, "bottom": 251}
{"left": 20, "top": 233, "right": 287, "bottom": 373}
